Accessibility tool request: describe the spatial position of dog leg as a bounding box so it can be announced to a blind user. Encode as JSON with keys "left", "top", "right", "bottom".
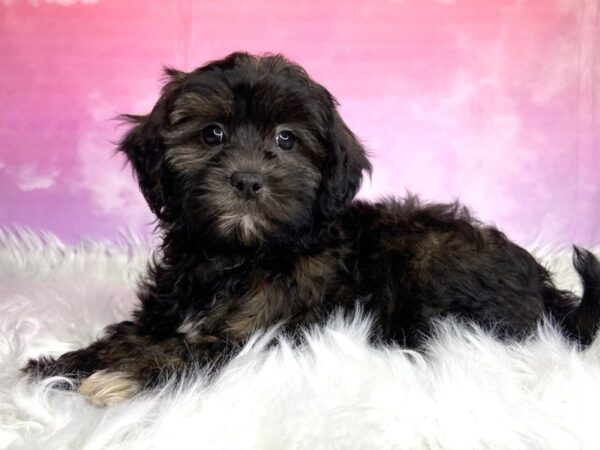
{"left": 23, "top": 319, "right": 232, "bottom": 405}
{"left": 22, "top": 321, "right": 151, "bottom": 387}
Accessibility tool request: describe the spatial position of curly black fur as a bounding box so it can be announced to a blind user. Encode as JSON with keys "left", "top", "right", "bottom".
{"left": 23, "top": 52, "right": 600, "bottom": 399}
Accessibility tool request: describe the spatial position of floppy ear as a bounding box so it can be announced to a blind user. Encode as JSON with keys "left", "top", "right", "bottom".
{"left": 117, "top": 68, "right": 185, "bottom": 220}
{"left": 319, "top": 106, "right": 372, "bottom": 219}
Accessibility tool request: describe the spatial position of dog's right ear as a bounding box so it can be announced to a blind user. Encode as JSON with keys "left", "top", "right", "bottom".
{"left": 117, "top": 68, "right": 186, "bottom": 220}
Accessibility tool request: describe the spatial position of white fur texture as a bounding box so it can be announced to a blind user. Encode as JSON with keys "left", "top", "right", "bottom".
{"left": 1, "top": 229, "right": 600, "bottom": 449}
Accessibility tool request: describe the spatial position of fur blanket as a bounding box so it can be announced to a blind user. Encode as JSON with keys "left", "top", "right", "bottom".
{"left": 1, "top": 230, "right": 600, "bottom": 450}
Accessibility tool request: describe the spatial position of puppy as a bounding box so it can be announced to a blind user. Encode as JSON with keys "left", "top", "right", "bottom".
{"left": 24, "top": 52, "right": 600, "bottom": 406}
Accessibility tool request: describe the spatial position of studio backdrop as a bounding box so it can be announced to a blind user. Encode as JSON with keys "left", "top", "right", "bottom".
{"left": 1, "top": 0, "right": 599, "bottom": 246}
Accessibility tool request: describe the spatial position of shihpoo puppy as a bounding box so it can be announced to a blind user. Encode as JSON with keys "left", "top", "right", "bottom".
{"left": 24, "top": 52, "right": 600, "bottom": 406}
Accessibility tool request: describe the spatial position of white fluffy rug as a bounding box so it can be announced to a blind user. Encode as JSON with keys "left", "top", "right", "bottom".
{"left": 1, "top": 230, "right": 600, "bottom": 450}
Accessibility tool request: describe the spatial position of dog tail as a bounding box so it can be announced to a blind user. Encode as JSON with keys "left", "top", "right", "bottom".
{"left": 546, "top": 247, "right": 600, "bottom": 346}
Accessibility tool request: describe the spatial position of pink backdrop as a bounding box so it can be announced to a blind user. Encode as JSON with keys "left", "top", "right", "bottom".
{"left": 1, "top": 0, "right": 599, "bottom": 245}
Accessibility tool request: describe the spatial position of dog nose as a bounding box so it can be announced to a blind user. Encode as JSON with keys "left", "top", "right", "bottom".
{"left": 230, "top": 172, "right": 264, "bottom": 198}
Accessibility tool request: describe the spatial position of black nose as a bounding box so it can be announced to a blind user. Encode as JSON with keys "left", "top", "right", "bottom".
{"left": 230, "top": 172, "right": 264, "bottom": 198}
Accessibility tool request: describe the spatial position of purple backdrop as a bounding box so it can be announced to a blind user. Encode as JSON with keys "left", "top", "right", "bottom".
{"left": 1, "top": 0, "right": 599, "bottom": 245}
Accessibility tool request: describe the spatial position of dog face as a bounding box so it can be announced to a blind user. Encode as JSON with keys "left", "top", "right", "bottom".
{"left": 119, "top": 52, "right": 371, "bottom": 246}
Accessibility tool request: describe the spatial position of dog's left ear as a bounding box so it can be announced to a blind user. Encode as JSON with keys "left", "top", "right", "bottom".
{"left": 319, "top": 106, "right": 372, "bottom": 219}
{"left": 117, "top": 68, "right": 186, "bottom": 221}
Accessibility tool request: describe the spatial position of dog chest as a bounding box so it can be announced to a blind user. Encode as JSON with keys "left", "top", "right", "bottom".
{"left": 196, "top": 251, "right": 346, "bottom": 339}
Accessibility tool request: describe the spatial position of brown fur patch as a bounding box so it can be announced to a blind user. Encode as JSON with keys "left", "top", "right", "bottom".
{"left": 222, "top": 275, "right": 288, "bottom": 337}
{"left": 219, "top": 251, "right": 341, "bottom": 337}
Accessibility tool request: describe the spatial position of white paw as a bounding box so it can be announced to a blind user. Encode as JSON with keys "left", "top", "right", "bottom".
{"left": 79, "top": 370, "right": 140, "bottom": 407}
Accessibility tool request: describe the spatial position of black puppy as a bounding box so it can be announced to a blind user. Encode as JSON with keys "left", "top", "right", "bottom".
{"left": 24, "top": 52, "right": 600, "bottom": 406}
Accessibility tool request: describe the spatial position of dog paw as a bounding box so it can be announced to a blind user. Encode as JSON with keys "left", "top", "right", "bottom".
{"left": 78, "top": 370, "right": 141, "bottom": 407}
{"left": 22, "top": 355, "right": 58, "bottom": 377}
{"left": 21, "top": 356, "right": 77, "bottom": 390}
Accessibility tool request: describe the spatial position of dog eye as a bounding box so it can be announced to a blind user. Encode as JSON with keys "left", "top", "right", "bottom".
{"left": 276, "top": 130, "right": 295, "bottom": 150}
{"left": 202, "top": 125, "right": 225, "bottom": 146}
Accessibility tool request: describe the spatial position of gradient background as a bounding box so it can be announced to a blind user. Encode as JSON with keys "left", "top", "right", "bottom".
{"left": 1, "top": 0, "right": 599, "bottom": 246}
